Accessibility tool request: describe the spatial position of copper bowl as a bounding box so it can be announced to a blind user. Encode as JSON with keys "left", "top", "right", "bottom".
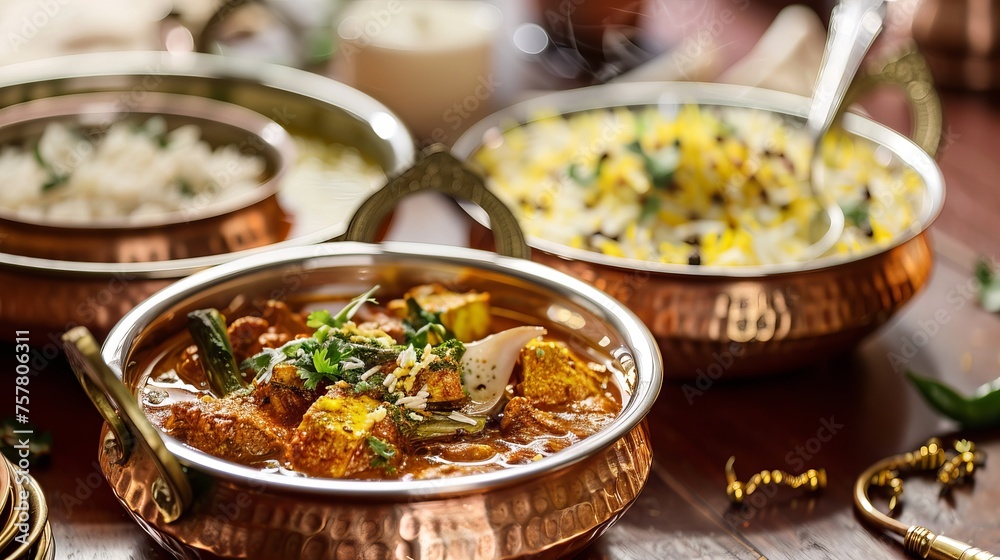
{"left": 0, "top": 51, "right": 414, "bottom": 340}
{"left": 452, "top": 52, "right": 946, "bottom": 379}
{"left": 61, "top": 155, "right": 663, "bottom": 558}
{"left": 0, "top": 91, "right": 295, "bottom": 263}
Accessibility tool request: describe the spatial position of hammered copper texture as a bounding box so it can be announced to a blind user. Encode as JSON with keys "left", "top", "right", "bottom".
{"left": 99, "top": 423, "right": 652, "bottom": 559}
{"left": 471, "top": 222, "right": 933, "bottom": 379}
{"left": 0, "top": 196, "right": 291, "bottom": 263}
{"left": 0, "top": 267, "right": 172, "bottom": 341}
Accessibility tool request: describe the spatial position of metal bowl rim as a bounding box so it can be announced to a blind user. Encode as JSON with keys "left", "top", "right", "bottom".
{"left": 0, "top": 51, "right": 416, "bottom": 277}
{"left": 101, "top": 240, "right": 663, "bottom": 499}
{"left": 451, "top": 81, "right": 946, "bottom": 278}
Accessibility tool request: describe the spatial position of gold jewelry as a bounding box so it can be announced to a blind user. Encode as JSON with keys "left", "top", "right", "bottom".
{"left": 855, "top": 438, "right": 995, "bottom": 559}
{"left": 725, "top": 456, "right": 826, "bottom": 504}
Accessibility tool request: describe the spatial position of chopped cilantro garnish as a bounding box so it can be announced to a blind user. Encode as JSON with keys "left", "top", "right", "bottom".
{"left": 297, "top": 338, "right": 353, "bottom": 389}
{"left": 305, "top": 310, "right": 335, "bottom": 329}
{"left": 367, "top": 436, "right": 397, "bottom": 472}
{"left": 843, "top": 205, "right": 869, "bottom": 227}
{"left": 178, "top": 179, "right": 194, "bottom": 197}
{"left": 402, "top": 297, "right": 453, "bottom": 346}
{"left": 311, "top": 347, "right": 338, "bottom": 374}
{"left": 354, "top": 380, "right": 376, "bottom": 393}
{"left": 639, "top": 196, "right": 660, "bottom": 222}
{"left": 306, "top": 285, "right": 379, "bottom": 330}
{"left": 33, "top": 142, "right": 69, "bottom": 191}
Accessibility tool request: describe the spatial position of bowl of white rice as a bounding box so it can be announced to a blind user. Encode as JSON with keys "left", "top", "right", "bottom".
{"left": 0, "top": 51, "right": 413, "bottom": 339}
{"left": 0, "top": 91, "right": 295, "bottom": 262}
{"left": 453, "top": 78, "right": 945, "bottom": 378}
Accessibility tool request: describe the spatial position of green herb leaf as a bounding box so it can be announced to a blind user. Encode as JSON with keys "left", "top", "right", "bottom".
{"left": 644, "top": 148, "right": 678, "bottom": 190}
{"left": 367, "top": 435, "right": 397, "bottom": 473}
{"left": 639, "top": 196, "right": 660, "bottom": 222}
{"left": 34, "top": 142, "right": 69, "bottom": 192}
{"left": 306, "top": 286, "right": 380, "bottom": 329}
{"left": 297, "top": 338, "right": 354, "bottom": 390}
{"left": 567, "top": 153, "right": 608, "bottom": 186}
{"left": 306, "top": 310, "right": 335, "bottom": 330}
{"left": 282, "top": 339, "right": 312, "bottom": 358}
{"left": 241, "top": 349, "right": 280, "bottom": 378}
{"left": 624, "top": 141, "right": 677, "bottom": 190}
{"left": 312, "top": 347, "right": 338, "bottom": 374}
{"left": 41, "top": 174, "right": 68, "bottom": 192}
{"left": 178, "top": 179, "right": 194, "bottom": 197}
{"left": 367, "top": 435, "right": 396, "bottom": 460}
{"left": 906, "top": 370, "right": 1000, "bottom": 429}
{"left": 409, "top": 323, "right": 447, "bottom": 348}
{"left": 843, "top": 205, "right": 870, "bottom": 227}
{"left": 402, "top": 297, "right": 454, "bottom": 347}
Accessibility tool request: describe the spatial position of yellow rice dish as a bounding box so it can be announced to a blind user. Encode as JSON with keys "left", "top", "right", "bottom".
{"left": 471, "top": 105, "right": 926, "bottom": 266}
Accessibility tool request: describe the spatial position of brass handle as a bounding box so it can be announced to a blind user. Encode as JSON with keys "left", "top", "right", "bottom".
{"left": 904, "top": 526, "right": 998, "bottom": 560}
{"left": 845, "top": 47, "right": 944, "bottom": 157}
{"left": 193, "top": 0, "right": 253, "bottom": 54}
{"left": 342, "top": 144, "right": 531, "bottom": 260}
{"left": 62, "top": 327, "right": 192, "bottom": 523}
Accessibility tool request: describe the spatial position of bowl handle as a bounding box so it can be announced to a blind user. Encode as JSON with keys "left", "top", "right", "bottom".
{"left": 341, "top": 144, "right": 531, "bottom": 260}
{"left": 61, "top": 327, "right": 192, "bottom": 523}
{"left": 845, "top": 47, "right": 943, "bottom": 157}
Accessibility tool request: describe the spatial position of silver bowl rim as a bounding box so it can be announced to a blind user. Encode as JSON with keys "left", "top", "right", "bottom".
{"left": 101, "top": 241, "right": 663, "bottom": 499}
{"left": 0, "top": 90, "right": 295, "bottom": 230}
{"left": 451, "top": 81, "right": 946, "bottom": 278}
{"left": 0, "top": 51, "right": 416, "bottom": 278}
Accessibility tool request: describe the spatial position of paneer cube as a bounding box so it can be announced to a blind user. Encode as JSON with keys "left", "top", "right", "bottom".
{"left": 286, "top": 386, "right": 401, "bottom": 478}
{"left": 518, "top": 340, "right": 612, "bottom": 407}
{"left": 404, "top": 341, "right": 467, "bottom": 408}
{"left": 389, "top": 284, "right": 491, "bottom": 342}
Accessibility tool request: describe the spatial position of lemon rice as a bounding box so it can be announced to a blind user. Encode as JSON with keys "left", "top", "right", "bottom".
{"left": 472, "top": 105, "right": 926, "bottom": 266}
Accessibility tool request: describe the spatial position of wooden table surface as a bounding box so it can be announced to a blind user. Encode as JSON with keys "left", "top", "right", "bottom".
{"left": 5, "top": 2, "right": 1000, "bottom": 559}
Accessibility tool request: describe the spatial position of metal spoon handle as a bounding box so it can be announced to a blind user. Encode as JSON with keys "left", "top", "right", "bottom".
{"left": 807, "top": 0, "right": 887, "bottom": 141}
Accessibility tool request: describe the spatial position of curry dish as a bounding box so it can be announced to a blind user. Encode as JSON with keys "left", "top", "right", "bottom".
{"left": 141, "top": 284, "right": 622, "bottom": 481}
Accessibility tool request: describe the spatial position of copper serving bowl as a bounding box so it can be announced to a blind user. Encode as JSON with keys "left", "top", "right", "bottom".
{"left": 61, "top": 153, "right": 662, "bottom": 559}
{"left": 0, "top": 51, "right": 414, "bottom": 340}
{"left": 452, "top": 52, "right": 946, "bottom": 379}
{"left": 0, "top": 91, "right": 295, "bottom": 263}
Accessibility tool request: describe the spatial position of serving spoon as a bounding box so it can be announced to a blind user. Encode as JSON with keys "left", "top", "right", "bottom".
{"left": 461, "top": 325, "right": 547, "bottom": 417}
{"left": 798, "top": 0, "right": 886, "bottom": 261}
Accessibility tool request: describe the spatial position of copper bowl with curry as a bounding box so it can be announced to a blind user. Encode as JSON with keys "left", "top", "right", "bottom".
{"left": 61, "top": 151, "right": 662, "bottom": 559}
{"left": 452, "top": 51, "right": 946, "bottom": 379}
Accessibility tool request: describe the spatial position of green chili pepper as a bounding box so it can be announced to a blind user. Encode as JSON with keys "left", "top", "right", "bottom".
{"left": 188, "top": 308, "right": 247, "bottom": 397}
{"left": 906, "top": 370, "right": 1000, "bottom": 429}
